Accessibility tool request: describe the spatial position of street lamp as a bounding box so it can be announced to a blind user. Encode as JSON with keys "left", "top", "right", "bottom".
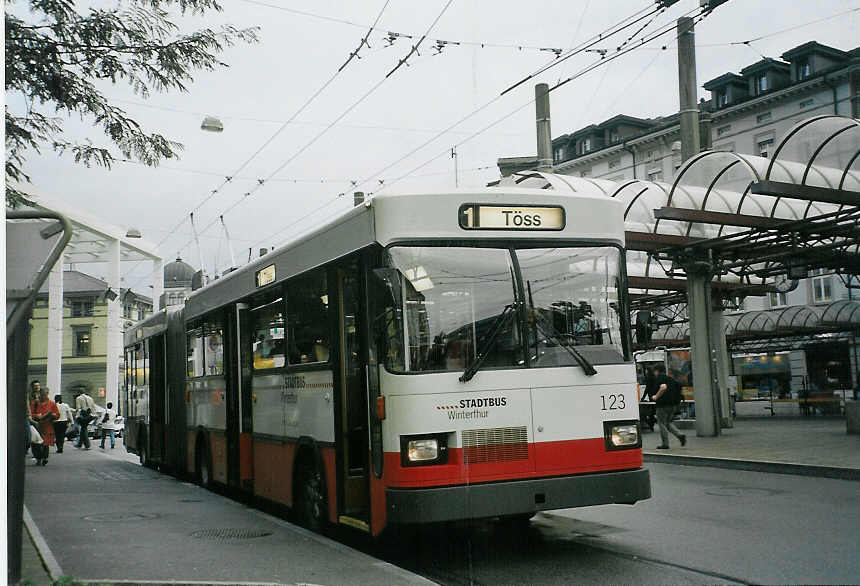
{"left": 201, "top": 115, "right": 224, "bottom": 132}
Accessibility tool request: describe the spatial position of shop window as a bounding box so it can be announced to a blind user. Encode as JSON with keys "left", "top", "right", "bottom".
{"left": 287, "top": 269, "right": 330, "bottom": 365}
{"left": 811, "top": 269, "right": 832, "bottom": 303}
{"left": 71, "top": 298, "right": 93, "bottom": 317}
{"left": 251, "top": 296, "right": 285, "bottom": 370}
{"left": 74, "top": 328, "right": 91, "bottom": 356}
{"left": 769, "top": 291, "right": 787, "bottom": 307}
{"left": 758, "top": 138, "right": 775, "bottom": 158}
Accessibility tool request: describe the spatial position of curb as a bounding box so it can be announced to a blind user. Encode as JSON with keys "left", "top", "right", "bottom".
{"left": 643, "top": 453, "right": 860, "bottom": 481}
{"left": 23, "top": 505, "right": 64, "bottom": 582}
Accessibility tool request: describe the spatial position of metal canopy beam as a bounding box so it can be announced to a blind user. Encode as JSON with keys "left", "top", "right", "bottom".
{"left": 625, "top": 231, "right": 704, "bottom": 251}
{"left": 653, "top": 207, "right": 789, "bottom": 229}
{"left": 629, "top": 276, "right": 772, "bottom": 294}
{"left": 750, "top": 180, "right": 860, "bottom": 206}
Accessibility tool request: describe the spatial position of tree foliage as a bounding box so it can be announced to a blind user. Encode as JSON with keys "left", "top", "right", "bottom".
{"left": 5, "top": 0, "right": 258, "bottom": 205}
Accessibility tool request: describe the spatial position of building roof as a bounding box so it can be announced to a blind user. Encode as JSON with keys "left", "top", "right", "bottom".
{"left": 781, "top": 41, "right": 849, "bottom": 62}
{"left": 37, "top": 270, "right": 107, "bottom": 295}
{"left": 740, "top": 57, "right": 790, "bottom": 77}
{"left": 597, "top": 114, "right": 654, "bottom": 130}
{"left": 164, "top": 257, "right": 196, "bottom": 287}
{"left": 703, "top": 72, "right": 746, "bottom": 91}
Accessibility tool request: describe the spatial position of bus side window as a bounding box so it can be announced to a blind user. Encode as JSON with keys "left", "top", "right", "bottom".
{"left": 187, "top": 323, "right": 205, "bottom": 377}
{"left": 251, "top": 296, "right": 285, "bottom": 370}
{"left": 286, "top": 269, "right": 329, "bottom": 365}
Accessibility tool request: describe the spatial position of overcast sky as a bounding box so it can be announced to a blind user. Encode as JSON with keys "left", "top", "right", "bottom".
{"left": 12, "top": 0, "right": 860, "bottom": 292}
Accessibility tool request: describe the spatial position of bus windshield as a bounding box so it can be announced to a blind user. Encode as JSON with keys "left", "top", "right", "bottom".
{"left": 381, "top": 245, "right": 627, "bottom": 375}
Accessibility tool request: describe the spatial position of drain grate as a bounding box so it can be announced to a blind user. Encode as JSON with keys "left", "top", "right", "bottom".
{"left": 190, "top": 528, "right": 273, "bottom": 540}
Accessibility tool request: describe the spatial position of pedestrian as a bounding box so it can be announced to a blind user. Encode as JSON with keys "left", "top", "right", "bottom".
{"left": 53, "top": 394, "right": 74, "bottom": 453}
{"left": 75, "top": 406, "right": 94, "bottom": 450}
{"left": 75, "top": 390, "right": 97, "bottom": 414}
{"left": 30, "top": 384, "right": 60, "bottom": 465}
{"left": 99, "top": 402, "right": 118, "bottom": 449}
{"left": 652, "top": 363, "right": 686, "bottom": 449}
{"left": 641, "top": 366, "right": 658, "bottom": 431}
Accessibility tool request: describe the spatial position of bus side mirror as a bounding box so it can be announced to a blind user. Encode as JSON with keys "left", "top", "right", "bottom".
{"left": 372, "top": 268, "right": 403, "bottom": 311}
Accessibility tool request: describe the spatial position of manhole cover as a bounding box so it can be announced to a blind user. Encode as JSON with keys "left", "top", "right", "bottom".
{"left": 83, "top": 512, "right": 159, "bottom": 522}
{"left": 705, "top": 486, "right": 783, "bottom": 497}
{"left": 190, "top": 528, "right": 273, "bottom": 540}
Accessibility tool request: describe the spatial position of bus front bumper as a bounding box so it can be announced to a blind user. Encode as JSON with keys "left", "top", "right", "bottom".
{"left": 386, "top": 468, "right": 651, "bottom": 524}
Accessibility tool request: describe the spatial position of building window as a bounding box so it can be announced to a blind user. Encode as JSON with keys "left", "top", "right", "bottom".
{"left": 717, "top": 89, "right": 728, "bottom": 108}
{"left": 608, "top": 158, "right": 621, "bottom": 169}
{"left": 797, "top": 59, "right": 811, "bottom": 80}
{"left": 123, "top": 304, "right": 133, "bottom": 318}
{"left": 609, "top": 130, "right": 619, "bottom": 144}
{"left": 811, "top": 269, "right": 832, "bottom": 303}
{"left": 74, "top": 328, "right": 92, "bottom": 356}
{"left": 581, "top": 138, "right": 591, "bottom": 153}
{"left": 646, "top": 149, "right": 654, "bottom": 160}
{"left": 717, "top": 124, "right": 731, "bottom": 136}
{"left": 757, "top": 73, "right": 768, "bottom": 93}
{"left": 758, "top": 138, "right": 775, "bottom": 158}
{"left": 138, "top": 307, "right": 146, "bottom": 320}
{"left": 71, "top": 299, "right": 93, "bottom": 317}
{"left": 580, "top": 169, "right": 591, "bottom": 178}
{"left": 647, "top": 168, "right": 663, "bottom": 182}
{"left": 769, "top": 291, "right": 787, "bottom": 307}
{"left": 799, "top": 98, "right": 814, "bottom": 109}
{"left": 756, "top": 111, "right": 772, "bottom": 124}
{"left": 554, "top": 148, "right": 563, "bottom": 163}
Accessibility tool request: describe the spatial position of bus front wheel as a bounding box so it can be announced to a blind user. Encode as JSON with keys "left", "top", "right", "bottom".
{"left": 296, "top": 462, "right": 326, "bottom": 532}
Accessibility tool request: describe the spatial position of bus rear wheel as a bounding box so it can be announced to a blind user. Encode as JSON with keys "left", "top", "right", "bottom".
{"left": 296, "top": 462, "right": 326, "bottom": 532}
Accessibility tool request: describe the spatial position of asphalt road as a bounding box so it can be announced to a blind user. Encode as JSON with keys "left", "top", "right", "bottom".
{"left": 32, "top": 440, "right": 860, "bottom": 585}
{"left": 366, "top": 463, "right": 860, "bottom": 585}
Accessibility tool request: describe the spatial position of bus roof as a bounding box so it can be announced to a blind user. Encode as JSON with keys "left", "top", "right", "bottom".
{"left": 183, "top": 187, "right": 625, "bottom": 321}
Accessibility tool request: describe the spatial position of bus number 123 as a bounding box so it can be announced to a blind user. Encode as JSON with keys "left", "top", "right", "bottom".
{"left": 601, "top": 394, "right": 625, "bottom": 410}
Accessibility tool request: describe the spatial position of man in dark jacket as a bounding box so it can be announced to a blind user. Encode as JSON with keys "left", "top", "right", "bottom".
{"left": 652, "top": 364, "right": 686, "bottom": 449}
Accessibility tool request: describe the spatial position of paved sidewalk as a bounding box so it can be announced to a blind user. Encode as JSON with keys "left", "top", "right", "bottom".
{"left": 18, "top": 442, "right": 435, "bottom": 586}
{"left": 643, "top": 416, "right": 860, "bottom": 479}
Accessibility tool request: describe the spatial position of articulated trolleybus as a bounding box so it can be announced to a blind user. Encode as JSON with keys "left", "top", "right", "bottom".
{"left": 123, "top": 186, "right": 650, "bottom": 536}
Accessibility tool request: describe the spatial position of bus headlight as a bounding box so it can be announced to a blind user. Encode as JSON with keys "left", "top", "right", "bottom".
{"left": 611, "top": 425, "right": 639, "bottom": 446}
{"left": 603, "top": 420, "right": 641, "bottom": 450}
{"left": 400, "top": 434, "right": 449, "bottom": 466}
{"left": 408, "top": 439, "right": 438, "bottom": 461}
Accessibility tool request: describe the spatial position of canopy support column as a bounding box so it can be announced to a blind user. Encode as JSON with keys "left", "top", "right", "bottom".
{"left": 105, "top": 239, "right": 121, "bottom": 408}
{"left": 684, "top": 254, "right": 721, "bottom": 436}
{"left": 709, "top": 306, "right": 733, "bottom": 428}
{"left": 152, "top": 258, "right": 164, "bottom": 311}
{"left": 46, "top": 256, "right": 64, "bottom": 398}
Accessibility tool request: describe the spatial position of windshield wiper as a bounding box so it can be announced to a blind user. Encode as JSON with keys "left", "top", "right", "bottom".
{"left": 525, "top": 281, "right": 597, "bottom": 376}
{"left": 460, "top": 303, "right": 516, "bottom": 383}
{"left": 532, "top": 315, "right": 597, "bottom": 376}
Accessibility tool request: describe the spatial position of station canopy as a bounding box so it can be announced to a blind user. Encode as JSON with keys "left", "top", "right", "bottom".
{"left": 498, "top": 115, "right": 860, "bottom": 308}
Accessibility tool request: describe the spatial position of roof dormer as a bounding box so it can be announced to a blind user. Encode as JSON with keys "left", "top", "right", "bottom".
{"left": 740, "top": 58, "right": 791, "bottom": 97}
{"left": 781, "top": 41, "right": 849, "bottom": 82}
{"left": 703, "top": 72, "right": 748, "bottom": 109}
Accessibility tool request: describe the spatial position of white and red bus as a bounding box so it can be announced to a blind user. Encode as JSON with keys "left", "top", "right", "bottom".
{"left": 123, "top": 187, "right": 650, "bottom": 536}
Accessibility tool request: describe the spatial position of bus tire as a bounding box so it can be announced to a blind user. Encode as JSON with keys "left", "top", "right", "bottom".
{"left": 295, "top": 460, "right": 326, "bottom": 533}
{"left": 196, "top": 435, "right": 212, "bottom": 488}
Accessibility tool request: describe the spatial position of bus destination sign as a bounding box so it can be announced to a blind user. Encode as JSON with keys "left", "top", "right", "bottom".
{"left": 255, "top": 264, "right": 276, "bottom": 288}
{"left": 458, "top": 204, "right": 564, "bottom": 231}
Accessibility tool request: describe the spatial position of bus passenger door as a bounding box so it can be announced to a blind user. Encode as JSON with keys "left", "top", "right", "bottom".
{"left": 335, "top": 261, "right": 370, "bottom": 528}
{"left": 228, "top": 303, "right": 254, "bottom": 491}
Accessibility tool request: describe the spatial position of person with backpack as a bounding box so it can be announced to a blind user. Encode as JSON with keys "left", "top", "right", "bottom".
{"left": 652, "top": 363, "right": 686, "bottom": 449}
